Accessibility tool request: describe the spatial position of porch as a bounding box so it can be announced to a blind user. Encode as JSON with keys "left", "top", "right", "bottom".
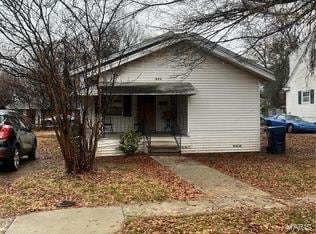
{"left": 96, "top": 94, "right": 189, "bottom": 156}
{"left": 91, "top": 82, "right": 197, "bottom": 156}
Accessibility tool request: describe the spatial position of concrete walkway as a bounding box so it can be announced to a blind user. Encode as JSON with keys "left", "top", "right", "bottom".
{"left": 151, "top": 156, "right": 270, "bottom": 199}
{"left": 2, "top": 197, "right": 287, "bottom": 234}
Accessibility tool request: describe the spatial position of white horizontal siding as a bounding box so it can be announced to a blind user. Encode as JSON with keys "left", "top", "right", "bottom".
{"left": 96, "top": 137, "right": 145, "bottom": 157}
{"left": 286, "top": 46, "right": 316, "bottom": 122}
{"left": 97, "top": 42, "right": 261, "bottom": 154}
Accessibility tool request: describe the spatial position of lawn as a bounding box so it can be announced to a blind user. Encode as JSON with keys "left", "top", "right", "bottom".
{"left": 188, "top": 133, "right": 316, "bottom": 199}
{"left": 122, "top": 205, "right": 316, "bottom": 233}
{"left": 0, "top": 131, "right": 200, "bottom": 218}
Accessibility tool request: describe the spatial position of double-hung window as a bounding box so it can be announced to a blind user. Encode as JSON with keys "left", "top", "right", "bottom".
{"left": 298, "top": 89, "right": 314, "bottom": 104}
{"left": 302, "top": 91, "right": 310, "bottom": 103}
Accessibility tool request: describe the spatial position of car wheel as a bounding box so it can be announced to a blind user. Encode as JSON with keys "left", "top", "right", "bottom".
{"left": 266, "top": 121, "right": 271, "bottom": 127}
{"left": 6, "top": 147, "right": 20, "bottom": 171}
{"left": 287, "top": 124, "right": 293, "bottom": 133}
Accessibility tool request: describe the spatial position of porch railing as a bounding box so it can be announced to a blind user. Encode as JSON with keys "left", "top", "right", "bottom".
{"left": 171, "top": 122, "right": 182, "bottom": 152}
{"left": 144, "top": 132, "right": 152, "bottom": 153}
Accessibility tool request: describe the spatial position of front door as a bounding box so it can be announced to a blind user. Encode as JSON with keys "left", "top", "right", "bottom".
{"left": 138, "top": 96, "right": 156, "bottom": 131}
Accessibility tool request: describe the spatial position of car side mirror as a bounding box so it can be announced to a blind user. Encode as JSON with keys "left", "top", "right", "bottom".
{"left": 281, "top": 119, "right": 286, "bottom": 122}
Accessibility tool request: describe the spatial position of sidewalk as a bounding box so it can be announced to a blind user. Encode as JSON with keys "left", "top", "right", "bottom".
{"left": 2, "top": 197, "right": 286, "bottom": 234}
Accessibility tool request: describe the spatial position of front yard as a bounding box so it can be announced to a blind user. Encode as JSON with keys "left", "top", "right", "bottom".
{"left": 122, "top": 205, "right": 316, "bottom": 233}
{"left": 0, "top": 130, "right": 315, "bottom": 233}
{"left": 0, "top": 131, "right": 200, "bottom": 218}
{"left": 188, "top": 133, "right": 316, "bottom": 199}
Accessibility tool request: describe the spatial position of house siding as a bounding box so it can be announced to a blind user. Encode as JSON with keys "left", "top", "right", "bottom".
{"left": 182, "top": 57, "right": 260, "bottom": 153}
{"left": 286, "top": 43, "right": 316, "bottom": 122}
{"left": 97, "top": 42, "right": 261, "bottom": 156}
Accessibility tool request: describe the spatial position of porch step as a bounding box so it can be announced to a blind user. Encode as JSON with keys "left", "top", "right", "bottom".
{"left": 150, "top": 136, "right": 175, "bottom": 141}
{"left": 150, "top": 152, "right": 181, "bottom": 156}
{"left": 148, "top": 136, "right": 181, "bottom": 155}
{"left": 150, "top": 147, "right": 181, "bottom": 156}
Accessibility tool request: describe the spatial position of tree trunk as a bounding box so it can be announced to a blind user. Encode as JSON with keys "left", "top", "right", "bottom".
{"left": 56, "top": 124, "right": 98, "bottom": 174}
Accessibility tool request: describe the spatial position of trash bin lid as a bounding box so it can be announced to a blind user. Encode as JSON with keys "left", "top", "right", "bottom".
{"left": 267, "top": 126, "right": 286, "bottom": 135}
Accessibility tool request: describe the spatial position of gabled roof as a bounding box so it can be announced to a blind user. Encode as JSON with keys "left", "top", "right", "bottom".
{"left": 71, "top": 32, "right": 274, "bottom": 82}
{"left": 284, "top": 34, "right": 315, "bottom": 89}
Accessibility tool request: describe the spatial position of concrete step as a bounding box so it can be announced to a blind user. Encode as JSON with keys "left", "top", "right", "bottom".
{"left": 150, "top": 137, "right": 175, "bottom": 142}
{"left": 150, "top": 144, "right": 178, "bottom": 150}
{"left": 150, "top": 150, "right": 181, "bottom": 156}
{"left": 150, "top": 147, "right": 180, "bottom": 153}
{"left": 150, "top": 142, "right": 178, "bottom": 147}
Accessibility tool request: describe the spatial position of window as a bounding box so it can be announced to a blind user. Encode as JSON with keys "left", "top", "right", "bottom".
{"left": 298, "top": 90, "right": 315, "bottom": 105}
{"left": 7, "top": 116, "right": 21, "bottom": 128}
{"left": 302, "top": 91, "right": 310, "bottom": 103}
{"left": 107, "top": 96, "right": 123, "bottom": 116}
{"left": 0, "top": 115, "right": 6, "bottom": 124}
{"left": 277, "top": 115, "right": 286, "bottom": 120}
{"left": 285, "top": 115, "right": 303, "bottom": 121}
{"left": 95, "top": 95, "right": 132, "bottom": 116}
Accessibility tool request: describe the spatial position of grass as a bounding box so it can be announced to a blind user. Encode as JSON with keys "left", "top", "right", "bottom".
{"left": 0, "top": 131, "right": 200, "bottom": 218}
{"left": 188, "top": 133, "right": 316, "bottom": 199}
{"left": 122, "top": 205, "right": 316, "bottom": 233}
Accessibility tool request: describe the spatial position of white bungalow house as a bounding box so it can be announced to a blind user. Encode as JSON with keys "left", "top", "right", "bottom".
{"left": 283, "top": 36, "right": 316, "bottom": 122}
{"left": 72, "top": 32, "right": 274, "bottom": 156}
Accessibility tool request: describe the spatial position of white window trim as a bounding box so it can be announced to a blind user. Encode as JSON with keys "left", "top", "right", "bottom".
{"left": 301, "top": 90, "right": 310, "bottom": 104}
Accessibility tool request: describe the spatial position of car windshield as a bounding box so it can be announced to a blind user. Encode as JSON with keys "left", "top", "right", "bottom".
{"left": 286, "top": 115, "right": 303, "bottom": 121}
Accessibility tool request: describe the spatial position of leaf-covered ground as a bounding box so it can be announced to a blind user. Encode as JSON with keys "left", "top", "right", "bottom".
{"left": 0, "top": 131, "right": 201, "bottom": 218}
{"left": 122, "top": 205, "right": 316, "bottom": 233}
{"left": 188, "top": 133, "right": 316, "bottom": 199}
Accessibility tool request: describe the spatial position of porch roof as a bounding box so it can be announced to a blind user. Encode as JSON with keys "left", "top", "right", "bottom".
{"left": 107, "top": 82, "right": 197, "bottom": 95}
{"left": 83, "top": 82, "right": 198, "bottom": 96}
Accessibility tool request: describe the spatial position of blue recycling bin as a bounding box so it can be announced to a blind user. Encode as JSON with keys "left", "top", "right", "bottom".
{"left": 266, "top": 126, "right": 286, "bottom": 154}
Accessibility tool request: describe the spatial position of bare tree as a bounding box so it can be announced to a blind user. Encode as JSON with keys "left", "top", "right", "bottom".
{"left": 240, "top": 24, "right": 300, "bottom": 112}
{"left": 0, "top": 72, "right": 15, "bottom": 108}
{"left": 173, "top": 0, "right": 315, "bottom": 72}
{"left": 0, "top": 0, "right": 179, "bottom": 174}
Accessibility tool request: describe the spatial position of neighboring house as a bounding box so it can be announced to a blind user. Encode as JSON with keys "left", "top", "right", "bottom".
{"left": 284, "top": 36, "right": 316, "bottom": 122}
{"left": 72, "top": 32, "right": 274, "bottom": 156}
{"left": 5, "top": 100, "right": 42, "bottom": 126}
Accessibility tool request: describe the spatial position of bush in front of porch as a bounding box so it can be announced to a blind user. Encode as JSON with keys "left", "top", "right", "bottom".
{"left": 119, "top": 130, "right": 141, "bottom": 155}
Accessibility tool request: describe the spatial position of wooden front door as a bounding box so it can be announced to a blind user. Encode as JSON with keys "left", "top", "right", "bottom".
{"left": 138, "top": 96, "right": 156, "bottom": 131}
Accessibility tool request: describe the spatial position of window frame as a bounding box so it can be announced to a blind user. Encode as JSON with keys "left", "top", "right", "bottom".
{"left": 301, "top": 90, "right": 310, "bottom": 104}
{"left": 96, "top": 95, "right": 133, "bottom": 117}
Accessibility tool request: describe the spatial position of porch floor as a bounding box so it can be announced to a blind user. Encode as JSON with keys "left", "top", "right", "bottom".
{"left": 97, "top": 133, "right": 181, "bottom": 157}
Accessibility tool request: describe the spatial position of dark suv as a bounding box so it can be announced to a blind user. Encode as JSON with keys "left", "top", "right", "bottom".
{"left": 0, "top": 110, "right": 37, "bottom": 171}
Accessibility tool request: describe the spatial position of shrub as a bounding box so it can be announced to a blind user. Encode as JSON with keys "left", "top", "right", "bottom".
{"left": 119, "top": 130, "right": 140, "bottom": 155}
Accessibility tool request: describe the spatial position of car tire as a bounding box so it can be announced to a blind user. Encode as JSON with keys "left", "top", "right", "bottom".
{"left": 6, "top": 147, "right": 20, "bottom": 171}
{"left": 287, "top": 124, "right": 293, "bottom": 133}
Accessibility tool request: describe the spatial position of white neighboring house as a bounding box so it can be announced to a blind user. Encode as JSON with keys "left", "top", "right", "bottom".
{"left": 284, "top": 37, "right": 316, "bottom": 122}
{"left": 72, "top": 32, "right": 274, "bottom": 156}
